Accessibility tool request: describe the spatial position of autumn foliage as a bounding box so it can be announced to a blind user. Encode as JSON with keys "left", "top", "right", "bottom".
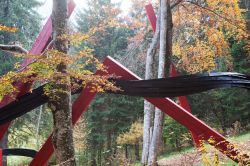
{"left": 172, "top": 0, "right": 248, "bottom": 73}
{"left": 0, "top": 31, "right": 120, "bottom": 101}
{"left": 116, "top": 120, "right": 143, "bottom": 145}
{"left": 0, "top": 24, "right": 17, "bottom": 32}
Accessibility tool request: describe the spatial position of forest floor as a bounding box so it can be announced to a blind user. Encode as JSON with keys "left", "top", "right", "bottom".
{"left": 157, "top": 132, "right": 250, "bottom": 166}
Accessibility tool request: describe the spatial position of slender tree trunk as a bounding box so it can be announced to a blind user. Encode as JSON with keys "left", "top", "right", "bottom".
{"left": 90, "top": 148, "right": 97, "bottom": 166}
{"left": 35, "top": 105, "right": 43, "bottom": 149}
{"left": 148, "top": 0, "right": 173, "bottom": 165}
{"left": 3, "top": 0, "right": 10, "bottom": 45}
{"left": 134, "top": 143, "right": 140, "bottom": 161}
{"left": 48, "top": 0, "right": 76, "bottom": 165}
{"left": 141, "top": 8, "right": 160, "bottom": 165}
{"left": 106, "top": 129, "right": 112, "bottom": 166}
{"left": 125, "top": 144, "right": 129, "bottom": 159}
{"left": 98, "top": 149, "right": 102, "bottom": 166}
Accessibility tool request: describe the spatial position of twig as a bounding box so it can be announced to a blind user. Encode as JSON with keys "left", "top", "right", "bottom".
{"left": 0, "top": 44, "right": 28, "bottom": 54}
{"left": 186, "top": 1, "right": 245, "bottom": 31}
{"left": 17, "top": 40, "right": 55, "bottom": 72}
{"left": 171, "top": 0, "right": 184, "bottom": 9}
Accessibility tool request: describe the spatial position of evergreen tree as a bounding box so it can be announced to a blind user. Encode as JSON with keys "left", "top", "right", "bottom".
{"left": 76, "top": 0, "right": 143, "bottom": 164}
{"left": 0, "top": 1, "right": 41, "bottom": 165}
{"left": 188, "top": 0, "right": 250, "bottom": 134}
{"left": 0, "top": 0, "right": 41, "bottom": 75}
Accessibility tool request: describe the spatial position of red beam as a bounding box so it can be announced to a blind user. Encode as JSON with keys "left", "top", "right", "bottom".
{"left": 145, "top": 3, "right": 200, "bottom": 147}
{"left": 2, "top": 2, "right": 246, "bottom": 164}
{"left": 0, "top": 0, "right": 76, "bottom": 140}
{"left": 0, "top": 83, "right": 31, "bottom": 139}
{"left": 145, "top": 4, "right": 156, "bottom": 32}
{"left": 22, "top": 0, "right": 76, "bottom": 66}
{"left": 30, "top": 85, "right": 99, "bottom": 165}
{"left": 104, "top": 56, "right": 246, "bottom": 163}
{"left": 0, "top": 149, "right": 2, "bottom": 166}
{"left": 30, "top": 56, "right": 246, "bottom": 165}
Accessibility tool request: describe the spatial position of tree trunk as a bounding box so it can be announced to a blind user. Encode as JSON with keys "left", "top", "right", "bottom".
{"left": 49, "top": 0, "right": 76, "bottom": 165}
{"left": 90, "top": 148, "right": 97, "bottom": 166}
{"left": 148, "top": 0, "right": 173, "bottom": 165}
{"left": 125, "top": 144, "right": 129, "bottom": 159}
{"left": 106, "top": 129, "right": 112, "bottom": 166}
{"left": 141, "top": 8, "right": 160, "bottom": 165}
{"left": 3, "top": 0, "right": 10, "bottom": 44}
{"left": 35, "top": 105, "right": 43, "bottom": 149}
{"left": 134, "top": 143, "right": 140, "bottom": 161}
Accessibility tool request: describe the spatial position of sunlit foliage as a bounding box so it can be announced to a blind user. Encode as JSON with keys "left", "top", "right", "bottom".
{"left": 116, "top": 120, "right": 143, "bottom": 145}
{"left": 199, "top": 137, "right": 250, "bottom": 165}
{"left": 0, "top": 24, "right": 18, "bottom": 32}
{"left": 172, "top": 0, "right": 248, "bottom": 73}
{"left": 0, "top": 31, "right": 120, "bottom": 101}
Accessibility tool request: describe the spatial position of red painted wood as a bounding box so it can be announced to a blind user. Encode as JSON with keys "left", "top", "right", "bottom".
{"left": 29, "top": 87, "right": 98, "bottom": 165}
{"left": 22, "top": 0, "right": 76, "bottom": 66}
{"left": 146, "top": 3, "right": 200, "bottom": 147}
{"left": 0, "top": 149, "right": 2, "bottom": 166}
{"left": 145, "top": 4, "right": 249, "bottom": 162}
{"left": 0, "top": 82, "right": 32, "bottom": 139}
{"left": 30, "top": 56, "right": 246, "bottom": 165}
{"left": 171, "top": 64, "right": 200, "bottom": 146}
{"left": 145, "top": 4, "right": 156, "bottom": 32}
{"left": 0, "top": 124, "right": 10, "bottom": 140}
{"left": 103, "top": 56, "right": 246, "bottom": 163}
{"left": 0, "top": 0, "right": 76, "bottom": 141}
{"left": 3, "top": 1, "right": 246, "bottom": 164}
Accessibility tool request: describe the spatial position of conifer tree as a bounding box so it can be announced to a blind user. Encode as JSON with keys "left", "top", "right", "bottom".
{"left": 0, "top": 1, "right": 41, "bottom": 165}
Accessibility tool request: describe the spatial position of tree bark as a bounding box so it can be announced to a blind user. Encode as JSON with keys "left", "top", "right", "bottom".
{"left": 148, "top": 0, "right": 173, "bottom": 165}
{"left": 90, "top": 148, "right": 97, "bottom": 166}
{"left": 141, "top": 8, "right": 160, "bottom": 165}
{"left": 35, "top": 105, "right": 43, "bottom": 149}
{"left": 135, "top": 143, "right": 140, "bottom": 161}
{"left": 125, "top": 144, "right": 129, "bottom": 159}
{"left": 49, "top": 0, "right": 76, "bottom": 165}
{"left": 0, "top": 44, "right": 28, "bottom": 54}
{"left": 106, "top": 128, "right": 112, "bottom": 166}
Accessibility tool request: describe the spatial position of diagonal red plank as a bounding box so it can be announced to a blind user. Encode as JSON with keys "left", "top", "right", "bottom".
{"left": 30, "top": 56, "right": 248, "bottom": 165}
{"left": 1, "top": 1, "right": 246, "bottom": 164}
{"left": 29, "top": 87, "right": 98, "bottom": 166}
{"left": 104, "top": 57, "right": 248, "bottom": 164}
{"left": 0, "top": 149, "right": 2, "bottom": 166}
{"left": 145, "top": 3, "right": 200, "bottom": 147}
{"left": 0, "top": 0, "right": 76, "bottom": 140}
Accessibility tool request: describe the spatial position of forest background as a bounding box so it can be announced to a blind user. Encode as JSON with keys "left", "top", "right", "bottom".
{"left": 0, "top": 0, "right": 249, "bottom": 165}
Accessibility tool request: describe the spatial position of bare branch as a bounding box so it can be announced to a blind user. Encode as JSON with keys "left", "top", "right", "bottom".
{"left": 17, "top": 40, "right": 55, "bottom": 72}
{"left": 44, "top": 39, "right": 54, "bottom": 50}
{"left": 186, "top": 1, "right": 245, "bottom": 31}
{"left": 0, "top": 44, "right": 28, "bottom": 54}
{"left": 171, "top": 0, "right": 184, "bottom": 9}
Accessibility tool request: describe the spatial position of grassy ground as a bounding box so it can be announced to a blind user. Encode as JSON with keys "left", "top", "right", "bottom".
{"left": 8, "top": 132, "right": 250, "bottom": 165}
{"left": 7, "top": 156, "right": 32, "bottom": 166}
{"left": 229, "top": 131, "right": 250, "bottom": 142}
{"left": 157, "top": 132, "right": 250, "bottom": 166}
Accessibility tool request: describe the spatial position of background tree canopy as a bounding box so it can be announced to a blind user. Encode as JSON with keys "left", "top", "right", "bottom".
{"left": 0, "top": 0, "right": 249, "bottom": 165}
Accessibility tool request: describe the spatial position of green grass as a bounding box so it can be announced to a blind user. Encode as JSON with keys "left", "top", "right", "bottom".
{"left": 8, "top": 132, "right": 250, "bottom": 166}
{"left": 158, "top": 131, "right": 250, "bottom": 163}
{"left": 7, "top": 156, "right": 32, "bottom": 166}
{"left": 159, "top": 147, "right": 195, "bottom": 160}
{"left": 229, "top": 132, "right": 250, "bottom": 142}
